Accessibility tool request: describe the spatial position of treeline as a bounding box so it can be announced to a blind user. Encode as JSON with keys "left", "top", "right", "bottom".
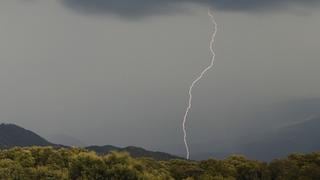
{"left": 0, "top": 147, "right": 319, "bottom": 180}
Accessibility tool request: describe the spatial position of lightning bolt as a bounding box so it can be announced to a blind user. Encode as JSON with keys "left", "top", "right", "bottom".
{"left": 182, "top": 9, "right": 218, "bottom": 160}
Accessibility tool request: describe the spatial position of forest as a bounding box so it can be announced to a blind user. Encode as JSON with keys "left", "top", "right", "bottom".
{"left": 0, "top": 147, "right": 319, "bottom": 180}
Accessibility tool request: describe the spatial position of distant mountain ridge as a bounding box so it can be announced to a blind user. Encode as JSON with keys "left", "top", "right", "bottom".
{"left": 0, "top": 123, "right": 181, "bottom": 160}
{"left": 193, "top": 116, "right": 320, "bottom": 161}
{"left": 86, "top": 145, "right": 182, "bottom": 160}
{"left": 238, "top": 116, "right": 320, "bottom": 161}
{"left": 2, "top": 120, "right": 319, "bottom": 161}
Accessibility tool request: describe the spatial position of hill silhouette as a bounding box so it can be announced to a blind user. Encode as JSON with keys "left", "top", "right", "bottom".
{"left": 0, "top": 123, "right": 53, "bottom": 148}
{"left": 239, "top": 117, "right": 320, "bottom": 161}
{"left": 86, "top": 145, "right": 182, "bottom": 160}
{"left": 0, "top": 123, "right": 181, "bottom": 160}
{"left": 2, "top": 121, "right": 319, "bottom": 161}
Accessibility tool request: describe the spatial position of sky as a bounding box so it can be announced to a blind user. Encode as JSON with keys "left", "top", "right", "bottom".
{"left": 0, "top": 0, "right": 320, "bottom": 156}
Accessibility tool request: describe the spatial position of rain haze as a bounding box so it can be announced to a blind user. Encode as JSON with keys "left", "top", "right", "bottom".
{"left": 1, "top": 0, "right": 320, "bottom": 158}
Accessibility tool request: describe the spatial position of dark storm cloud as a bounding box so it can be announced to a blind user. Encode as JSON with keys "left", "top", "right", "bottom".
{"left": 61, "top": 0, "right": 319, "bottom": 17}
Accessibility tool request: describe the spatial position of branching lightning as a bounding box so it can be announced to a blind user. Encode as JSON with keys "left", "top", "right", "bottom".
{"left": 182, "top": 9, "right": 218, "bottom": 160}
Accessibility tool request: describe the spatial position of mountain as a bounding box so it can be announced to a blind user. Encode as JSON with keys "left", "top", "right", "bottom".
{"left": 0, "top": 123, "right": 53, "bottom": 148}
{"left": 238, "top": 117, "right": 320, "bottom": 161}
{"left": 193, "top": 116, "right": 320, "bottom": 161}
{"left": 2, "top": 119, "right": 318, "bottom": 161}
{"left": 0, "top": 123, "right": 181, "bottom": 160}
{"left": 193, "top": 99, "right": 320, "bottom": 161}
{"left": 86, "top": 145, "right": 182, "bottom": 160}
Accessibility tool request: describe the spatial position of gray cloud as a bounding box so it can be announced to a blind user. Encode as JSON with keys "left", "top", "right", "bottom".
{"left": 61, "top": 0, "right": 319, "bottom": 17}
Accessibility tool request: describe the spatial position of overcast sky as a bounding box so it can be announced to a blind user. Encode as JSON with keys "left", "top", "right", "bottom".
{"left": 1, "top": 0, "right": 320, "bottom": 156}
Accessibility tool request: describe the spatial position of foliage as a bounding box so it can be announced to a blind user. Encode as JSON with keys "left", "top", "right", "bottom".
{"left": 0, "top": 147, "right": 319, "bottom": 179}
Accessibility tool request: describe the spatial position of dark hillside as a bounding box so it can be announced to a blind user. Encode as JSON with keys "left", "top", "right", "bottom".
{"left": 86, "top": 145, "right": 182, "bottom": 160}
{"left": 0, "top": 123, "right": 53, "bottom": 148}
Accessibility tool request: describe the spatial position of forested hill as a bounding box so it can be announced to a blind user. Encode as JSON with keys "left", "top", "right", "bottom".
{"left": 0, "top": 123, "right": 53, "bottom": 148}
